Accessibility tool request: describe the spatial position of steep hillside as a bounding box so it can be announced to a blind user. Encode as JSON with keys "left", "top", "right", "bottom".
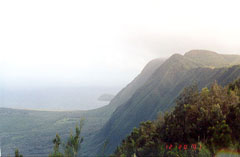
{"left": 0, "top": 58, "right": 165, "bottom": 156}
{"left": 103, "top": 58, "right": 165, "bottom": 114}
{"left": 87, "top": 50, "right": 240, "bottom": 155}
{"left": 3, "top": 50, "right": 240, "bottom": 156}
{"left": 114, "top": 78, "right": 240, "bottom": 157}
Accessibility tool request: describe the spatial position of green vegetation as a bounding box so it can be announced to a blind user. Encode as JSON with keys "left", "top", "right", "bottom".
{"left": 49, "top": 119, "right": 84, "bottom": 157}
{"left": 93, "top": 50, "right": 240, "bottom": 155}
{"left": 3, "top": 50, "right": 240, "bottom": 156}
{"left": 13, "top": 120, "right": 84, "bottom": 157}
{"left": 0, "top": 55, "right": 165, "bottom": 156}
{"left": 11, "top": 78, "right": 240, "bottom": 157}
{"left": 0, "top": 108, "right": 109, "bottom": 156}
{"left": 112, "top": 80, "right": 240, "bottom": 156}
{"left": 15, "top": 149, "right": 23, "bottom": 157}
{"left": 49, "top": 134, "right": 63, "bottom": 157}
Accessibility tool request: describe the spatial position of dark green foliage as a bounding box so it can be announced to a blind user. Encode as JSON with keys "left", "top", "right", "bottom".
{"left": 64, "top": 119, "right": 84, "bottom": 157}
{"left": 161, "top": 82, "right": 240, "bottom": 155}
{"left": 114, "top": 121, "right": 163, "bottom": 157}
{"left": 207, "top": 120, "right": 232, "bottom": 154}
{"left": 49, "top": 119, "right": 84, "bottom": 157}
{"left": 15, "top": 149, "right": 23, "bottom": 157}
{"left": 49, "top": 134, "right": 63, "bottom": 157}
{"left": 113, "top": 79, "right": 240, "bottom": 156}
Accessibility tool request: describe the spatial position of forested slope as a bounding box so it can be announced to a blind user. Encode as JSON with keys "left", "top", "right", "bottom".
{"left": 113, "top": 79, "right": 240, "bottom": 156}
{"left": 88, "top": 50, "right": 240, "bottom": 155}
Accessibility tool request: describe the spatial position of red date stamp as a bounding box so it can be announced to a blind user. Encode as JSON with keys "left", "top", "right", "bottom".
{"left": 164, "top": 144, "right": 202, "bottom": 150}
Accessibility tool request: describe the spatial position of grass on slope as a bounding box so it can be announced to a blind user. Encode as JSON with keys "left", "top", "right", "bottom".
{"left": 0, "top": 107, "right": 109, "bottom": 156}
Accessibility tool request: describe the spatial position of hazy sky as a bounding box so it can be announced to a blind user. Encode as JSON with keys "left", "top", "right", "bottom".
{"left": 1, "top": 0, "right": 240, "bottom": 87}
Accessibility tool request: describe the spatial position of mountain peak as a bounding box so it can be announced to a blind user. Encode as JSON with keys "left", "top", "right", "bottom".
{"left": 167, "top": 53, "right": 183, "bottom": 61}
{"left": 171, "top": 53, "right": 183, "bottom": 58}
{"left": 183, "top": 50, "right": 230, "bottom": 68}
{"left": 184, "top": 50, "right": 218, "bottom": 57}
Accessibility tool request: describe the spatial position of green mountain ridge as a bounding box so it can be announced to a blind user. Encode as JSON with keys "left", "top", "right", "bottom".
{"left": 87, "top": 50, "right": 240, "bottom": 155}
{"left": 2, "top": 50, "right": 240, "bottom": 156}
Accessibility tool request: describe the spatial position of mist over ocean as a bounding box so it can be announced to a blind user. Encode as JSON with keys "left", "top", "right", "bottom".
{"left": 0, "top": 86, "right": 121, "bottom": 110}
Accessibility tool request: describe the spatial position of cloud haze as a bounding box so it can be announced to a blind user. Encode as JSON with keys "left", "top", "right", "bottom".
{"left": 1, "top": 0, "right": 240, "bottom": 87}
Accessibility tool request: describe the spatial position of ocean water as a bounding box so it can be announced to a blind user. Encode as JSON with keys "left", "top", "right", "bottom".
{"left": 0, "top": 86, "right": 121, "bottom": 111}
